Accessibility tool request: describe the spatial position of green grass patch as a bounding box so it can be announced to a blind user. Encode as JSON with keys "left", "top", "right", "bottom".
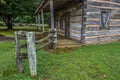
{"left": 0, "top": 26, "right": 49, "bottom": 37}
{"left": 0, "top": 42, "right": 120, "bottom": 80}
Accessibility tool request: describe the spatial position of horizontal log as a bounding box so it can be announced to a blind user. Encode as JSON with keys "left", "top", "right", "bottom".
{"left": 70, "top": 27, "right": 81, "bottom": 30}
{"left": 70, "top": 15, "right": 82, "bottom": 18}
{"left": 86, "top": 18, "right": 120, "bottom": 22}
{"left": 70, "top": 36, "right": 80, "bottom": 41}
{"left": 84, "top": 8, "right": 120, "bottom": 13}
{"left": 85, "top": 34, "right": 120, "bottom": 44}
{"left": 86, "top": 26, "right": 120, "bottom": 31}
{"left": 70, "top": 23, "right": 82, "bottom": 27}
{"left": 35, "top": 31, "right": 54, "bottom": 35}
{"left": 37, "top": 40, "right": 53, "bottom": 51}
{"left": 19, "top": 44, "right": 27, "bottom": 48}
{"left": 58, "top": 33, "right": 65, "bottom": 36}
{"left": 85, "top": 30, "right": 120, "bottom": 37}
{"left": 70, "top": 17, "right": 82, "bottom": 21}
{"left": 86, "top": 25, "right": 100, "bottom": 28}
{"left": 87, "top": 4, "right": 120, "bottom": 10}
{"left": 85, "top": 2, "right": 120, "bottom": 8}
{"left": 70, "top": 21, "right": 82, "bottom": 24}
{"left": 84, "top": 20, "right": 120, "bottom": 25}
{"left": 84, "top": 20, "right": 100, "bottom": 25}
{"left": 70, "top": 31, "right": 81, "bottom": 34}
{"left": 19, "top": 53, "right": 28, "bottom": 59}
{"left": 86, "top": 24, "right": 120, "bottom": 28}
{"left": 84, "top": 8, "right": 100, "bottom": 12}
{"left": 87, "top": 0, "right": 120, "bottom": 6}
{"left": 86, "top": 34, "right": 120, "bottom": 40}
{"left": 35, "top": 35, "right": 53, "bottom": 44}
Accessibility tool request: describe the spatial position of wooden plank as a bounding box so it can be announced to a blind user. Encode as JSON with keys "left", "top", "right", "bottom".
{"left": 38, "top": 14, "right": 41, "bottom": 31}
{"left": 26, "top": 32, "right": 37, "bottom": 77}
{"left": 87, "top": 4, "right": 120, "bottom": 10}
{"left": 41, "top": 10, "right": 45, "bottom": 32}
{"left": 14, "top": 32, "right": 23, "bottom": 73}
{"left": 50, "top": 0, "right": 55, "bottom": 30}
{"left": 81, "top": 0, "right": 87, "bottom": 42}
{"left": 86, "top": 0, "right": 120, "bottom": 6}
{"left": 37, "top": 40, "right": 53, "bottom": 51}
{"left": 85, "top": 30, "right": 120, "bottom": 37}
{"left": 35, "top": 34, "right": 53, "bottom": 44}
{"left": 19, "top": 53, "right": 28, "bottom": 59}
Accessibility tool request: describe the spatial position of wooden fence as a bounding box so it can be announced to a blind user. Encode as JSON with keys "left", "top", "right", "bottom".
{"left": 14, "top": 29, "right": 57, "bottom": 77}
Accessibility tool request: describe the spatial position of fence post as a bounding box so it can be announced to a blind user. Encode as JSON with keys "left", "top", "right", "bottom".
{"left": 14, "top": 32, "right": 23, "bottom": 73}
{"left": 26, "top": 32, "right": 37, "bottom": 77}
{"left": 52, "top": 29, "right": 57, "bottom": 49}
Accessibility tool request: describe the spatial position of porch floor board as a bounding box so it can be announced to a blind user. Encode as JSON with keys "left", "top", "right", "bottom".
{"left": 57, "top": 36, "right": 82, "bottom": 48}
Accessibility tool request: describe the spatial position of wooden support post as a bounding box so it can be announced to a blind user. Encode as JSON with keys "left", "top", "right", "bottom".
{"left": 38, "top": 14, "right": 41, "bottom": 31}
{"left": 52, "top": 29, "right": 57, "bottom": 49}
{"left": 14, "top": 32, "right": 23, "bottom": 73}
{"left": 35, "top": 16, "right": 38, "bottom": 26}
{"left": 81, "top": 0, "right": 87, "bottom": 43}
{"left": 41, "top": 10, "right": 45, "bottom": 32}
{"left": 50, "top": 0, "right": 55, "bottom": 30}
{"left": 26, "top": 32, "right": 37, "bottom": 77}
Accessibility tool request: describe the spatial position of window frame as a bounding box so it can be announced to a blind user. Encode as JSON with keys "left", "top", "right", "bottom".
{"left": 100, "top": 9, "right": 111, "bottom": 30}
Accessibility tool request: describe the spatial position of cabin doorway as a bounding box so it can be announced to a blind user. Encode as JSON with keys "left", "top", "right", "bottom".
{"left": 64, "top": 12, "right": 70, "bottom": 38}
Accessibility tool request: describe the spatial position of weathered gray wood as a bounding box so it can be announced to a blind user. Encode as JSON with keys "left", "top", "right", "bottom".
{"left": 50, "top": 0, "right": 55, "bottom": 30}
{"left": 81, "top": 0, "right": 87, "bottom": 43}
{"left": 19, "top": 53, "right": 28, "bottom": 59}
{"left": 37, "top": 40, "right": 53, "bottom": 51}
{"left": 14, "top": 32, "right": 23, "bottom": 73}
{"left": 52, "top": 29, "right": 57, "bottom": 49}
{"left": 41, "top": 10, "right": 45, "bottom": 32}
{"left": 35, "top": 31, "right": 53, "bottom": 35}
{"left": 38, "top": 14, "right": 41, "bottom": 31}
{"left": 35, "top": 34, "right": 53, "bottom": 44}
{"left": 19, "top": 44, "right": 27, "bottom": 48}
{"left": 26, "top": 32, "right": 37, "bottom": 77}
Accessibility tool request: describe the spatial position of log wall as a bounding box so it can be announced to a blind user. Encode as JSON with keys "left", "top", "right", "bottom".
{"left": 55, "top": 3, "right": 82, "bottom": 41}
{"left": 84, "top": 0, "right": 120, "bottom": 44}
{"left": 70, "top": 9, "right": 82, "bottom": 41}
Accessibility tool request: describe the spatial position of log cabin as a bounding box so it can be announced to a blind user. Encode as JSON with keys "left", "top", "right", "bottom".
{"left": 35, "top": 0, "right": 120, "bottom": 45}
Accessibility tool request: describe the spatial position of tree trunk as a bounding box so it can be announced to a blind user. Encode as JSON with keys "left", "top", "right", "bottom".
{"left": 2, "top": 15, "right": 13, "bottom": 30}
{"left": 7, "top": 23, "right": 13, "bottom": 30}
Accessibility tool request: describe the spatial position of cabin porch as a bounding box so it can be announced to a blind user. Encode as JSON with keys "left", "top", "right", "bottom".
{"left": 35, "top": 0, "right": 83, "bottom": 48}
{"left": 57, "top": 35, "right": 82, "bottom": 48}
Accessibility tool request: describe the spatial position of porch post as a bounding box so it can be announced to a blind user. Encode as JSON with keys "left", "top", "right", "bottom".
{"left": 81, "top": 0, "right": 87, "bottom": 43}
{"left": 38, "top": 14, "right": 41, "bottom": 31}
{"left": 41, "top": 10, "right": 45, "bottom": 32}
{"left": 35, "top": 16, "right": 38, "bottom": 26}
{"left": 50, "top": 0, "right": 55, "bottom": 30}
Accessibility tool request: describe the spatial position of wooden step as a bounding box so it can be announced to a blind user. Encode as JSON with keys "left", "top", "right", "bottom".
{"left": 57, "top": 44, "right": 81, "bottom": 48}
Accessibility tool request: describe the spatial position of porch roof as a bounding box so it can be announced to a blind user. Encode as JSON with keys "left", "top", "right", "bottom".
{"left": 35, "top": 0, "right": 82, "bottom": 14}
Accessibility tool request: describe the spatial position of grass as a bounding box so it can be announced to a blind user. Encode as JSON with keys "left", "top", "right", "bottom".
{"left": 0, "top": 41, "right": 120, "bottom": 80}
{"left": 0, "top": 25, "right": 49, "bottom": 37}
{"left": 0, "top": 26, "right": 120, "bottom": 80}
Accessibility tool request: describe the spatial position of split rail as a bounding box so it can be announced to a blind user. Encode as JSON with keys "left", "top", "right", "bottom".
{"left": 14, "top": 29, "right": 57, "bottom": 77}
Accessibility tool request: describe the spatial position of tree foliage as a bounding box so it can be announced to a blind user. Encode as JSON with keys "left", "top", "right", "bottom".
{"left": 0, "top": 0, "right": 40, "bottom": 29}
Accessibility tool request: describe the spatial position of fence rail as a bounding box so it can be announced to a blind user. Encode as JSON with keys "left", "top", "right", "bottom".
{"left": 14, "top": 29, "right": 57, "bottom": 77}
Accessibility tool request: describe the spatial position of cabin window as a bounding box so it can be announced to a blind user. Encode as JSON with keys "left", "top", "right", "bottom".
{"left": 100, "top": 9, "right": 111, "bottom": 29}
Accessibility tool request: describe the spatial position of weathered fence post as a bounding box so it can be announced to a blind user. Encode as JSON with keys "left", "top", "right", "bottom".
{"left": 26, "top": 32, "right": 37, "bottom": 77}
{"left": 53, "top": 29, "right": 57, "bottom": 49}
{"left": 52, "top": 29, "right": 57, "bottom": 49}
{"left": 14, "top": 32, "right": 23, "bottom": 73}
